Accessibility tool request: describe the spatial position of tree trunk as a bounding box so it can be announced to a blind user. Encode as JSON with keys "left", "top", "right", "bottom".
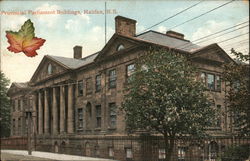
{"left": 164, "top": 134, "right": 175, "bottom": 161}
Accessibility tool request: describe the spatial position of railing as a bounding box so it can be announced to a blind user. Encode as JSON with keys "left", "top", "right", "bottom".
{"left": 1, "top": 135, "right": 249, "bottom": 161}
{"left": 1, "top": 136, "right": 27, "bottom": 150}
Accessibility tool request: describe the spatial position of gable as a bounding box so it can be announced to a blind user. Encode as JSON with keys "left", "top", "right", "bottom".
{"left": 30, "top": 56, "right": 68, "bottom": 83}
{"left": 95, "top": 34, "right": 141, "bottom": 62}
{"left": 191, "top": 44, "right": 234, "bottom": 64}
{"left": 7, "top": 83, "right": 29, "bottom": 96}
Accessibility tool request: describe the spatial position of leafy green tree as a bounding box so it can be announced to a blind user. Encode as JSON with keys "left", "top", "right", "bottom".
{"left": 0, "top": 71, "right": 11, "bottom": 137}
{"left": 122, "top": 48, "right": 215, "bottom": 161}
{"left": 223, "top": 49, "right": 250, "bottom": 136}
{"left": 221, "top": 144, "right": 250, "bottom": 161}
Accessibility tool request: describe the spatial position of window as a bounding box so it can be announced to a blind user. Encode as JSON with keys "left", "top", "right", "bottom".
{"left": 141, "top": 64, "right": 149, "bottom": 72}
{"left": 232, "top": 80, "right": 240, "bottom": 92}
{"left": 18, "top": 99, "right": 21, "bottom": 110}
{"left": 178, "top": 147, "right": 185, "bottom": 161}
{"left": 95, "top": 105, "right": 101, "bottom": 128}
{"left": 200, "top": 72, "right": 222, "bottom": 91}
{"left": 200, "top": 72, "right": 206, "bottom": 84}
{"left": 94, "top": 146, "right": 100, "bottom": 157}
{"left": 127, "top": 63, "right": 135, "bottom": 78}
{"left": 12, "top": 100, "right": 15, "bottom": 112}
{"left": 207, "top": 74, "right": 215, "bottom": 90}
{"left": 18, "top": 118, "right": 21, "bottom": 135}
{"left": 86, "top": 103, "right": 92, "bottom": 129}
{"left": 13, "top": 119, "right": 15, "bottom": 135}
{"left": 48, "top": 64, "right": 52, "bottom": 75}
{"left": 109, "top": 69, "right": 116, "bottom": 88}
{"left": 216, "top": 105, "right": 221, "bottom": 127}
{"left": 117, "top": 44, "right": 125, "bottom": 51}
{"left": 158, "top": 148, "right": 166, "bottom": 159}
{"left": 78, "top": 108, "right": 83, "bottom": 130}
{"left": 109, "top": 103, "right": 117, "bottom": 128}
{"left": 86, "top": 78, "right": 92, "bottom": 95}
{"left": 234, "top": 110, "right": 241, "bottom": 126}
{"left": 95, "top": 75, "right": 101, "bottom": 92}
{"left": 209, "top": 141, "right": 218, "bottom": 160}
{"left": 78, "top": 80, "right": 83, "bottom": 96}
{"left": 216, "top": 75, "right": 221, "bottom": 91}
{"left": 108, "top": 147, "right": 114, "bottom": 157}
{"left": 125, "top": 148, "right": 133, "bottom": 159}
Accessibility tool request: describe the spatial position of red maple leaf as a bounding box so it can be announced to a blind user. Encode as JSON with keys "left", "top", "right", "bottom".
{"left": 6, "top": 19, "right": 45, "bottom": 57}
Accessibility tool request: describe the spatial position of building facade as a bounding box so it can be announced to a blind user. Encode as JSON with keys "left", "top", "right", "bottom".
{"left": 7, "top": 16, "right": 246, "bottom": 161}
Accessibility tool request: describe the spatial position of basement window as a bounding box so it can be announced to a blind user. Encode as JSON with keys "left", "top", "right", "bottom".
{"left": 125, "top": 148, "right": 133, "bottom": 160}
{"left": 108, "top": 147, "right": 114, "bottom": 157}
{"left": 178, "top": 147, "right": 185, "bottom": 161}
{"left": 159, "top": 148, "right": 166, "bottom": 160}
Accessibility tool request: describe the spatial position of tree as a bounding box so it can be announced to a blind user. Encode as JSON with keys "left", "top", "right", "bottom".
{"left": 221, "top": 144, "right": 250, "bottom": 161}
{"left": 0, "top": 71, "right": 11, "bottom": 137}
{"left": 223, "top": 49, "right": 250, "bottom": 136}
{"left": 122, "top": 48, "right": 215, "bottom": 161}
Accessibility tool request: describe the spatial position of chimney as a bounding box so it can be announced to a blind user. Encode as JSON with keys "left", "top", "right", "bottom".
{"left": 166, "top": 30, "right": 184, "bottom": 40}
{"left": 73, "top": 46, "right": 82, "bottom": 59}
{"left": 115, "top": 16, "right": 136, "bottom": 37}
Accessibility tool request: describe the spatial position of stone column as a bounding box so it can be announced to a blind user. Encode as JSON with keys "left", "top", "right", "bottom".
{"left": 44, "top": 89, "right": 50, "bottom": 134}
{"left": 67, "top": 84, "right": 74, "bottom": 133}
{"left": 60, "top": 86, "right": 65, "bottom": 133}
{"left": 32, "top": 93, "right": 37, "bottom": 134}
{"left": 52, "top": 87, "right": 58, "bottom": 134}
{"left": 38, "top": 91, "right": 43, "bottom": 134}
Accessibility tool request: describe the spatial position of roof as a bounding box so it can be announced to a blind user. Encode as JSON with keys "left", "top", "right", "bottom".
{"left": 136, "top": 30, "right": 201, "bottom": 52}
{"left": 47, "top": 52, "right": 99, "bottom": 69}
{"left": 12, "top": 82, "right": 29, "bottom": 88}
{"left": 45, "top": 30, "right": 202, "bottom": 69}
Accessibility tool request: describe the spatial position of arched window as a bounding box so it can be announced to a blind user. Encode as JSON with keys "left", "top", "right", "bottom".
{"left": 85, "top": 142, "right": 91, "bottom": 156}
{"left": 48, "top": 64, "right": 52, "bottom": 75}
{"left": 54, "top": 141, "right": 59, "bottom": 153}
{"left": 117, "top": 44, "right": 125, "bottom": 51}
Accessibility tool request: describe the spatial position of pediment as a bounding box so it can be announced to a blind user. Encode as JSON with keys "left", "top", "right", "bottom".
{"left": 95, "top": 34, "right": 141, "bottom": 61}
{"left": 191, "top": 44, "right": 234, "bottom": 64}
{"left": 7, "top": 83, "right": 29, "bottom": 96}
{"left": 30, "top": 56, "right": 68, "bottom": 83}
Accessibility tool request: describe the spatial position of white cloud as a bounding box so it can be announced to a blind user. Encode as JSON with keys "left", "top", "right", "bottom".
{"left": 64, "top": 14, "right": 90, "bottom": 32}
{"left": 191, "top": 19, "right": 249, "bottom": 57}
{"left": 156, "top": 26, "right": 167, "bottom": 33}
{"left": 191, "top": 20, "right": 230, "bottom": 42}
{"left": 34, "top": 3, "right": 61, "bottom": 28}
{"left": 78, "top": 14, "right": 90, "bottom": 24}
{"left": 0, "top": 15, "right": 28, "bottom": 32}
{"left": 65, "top": 19, "right": 80, "bottom": 31}
{"left": 136, "top": 24, "right": 146, "bottom": 33}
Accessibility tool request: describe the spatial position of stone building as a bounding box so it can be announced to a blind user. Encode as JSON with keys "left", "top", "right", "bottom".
{"left": 7, "top": 82, "right": 32, "bottom": 137}
{"left": 7, "top": 16, "right": 245, "bottom": 161}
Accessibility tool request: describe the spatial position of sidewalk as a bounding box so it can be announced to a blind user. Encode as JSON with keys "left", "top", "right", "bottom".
{"left": 1, "top": 150, "right": 117, "bottom": 161}
{"left": 1, "top": 151, "right": 55, "bottom": 160}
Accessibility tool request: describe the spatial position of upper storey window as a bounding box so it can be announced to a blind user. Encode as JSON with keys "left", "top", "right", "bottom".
{"left": 78, "top": 80, "right": 83, "bottom": 96}
{"left": 117, "top": 44, "right": 125, "bottom": 51}
{"left": 48, "top": 64, "right": 53, "bottom": 75}
{"left": 109, "top": 69, "right": 117, "bottom": 88}
{"left": 207, "top": 74, "right": 215, "bottom": 90}
{"left": 200, "top": 72, "right": 221, "bottom": 91}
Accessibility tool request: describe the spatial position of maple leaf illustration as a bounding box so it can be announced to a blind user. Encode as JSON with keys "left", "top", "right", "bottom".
{"left": 6, "top": 19, "right": 46, "bottom": 57}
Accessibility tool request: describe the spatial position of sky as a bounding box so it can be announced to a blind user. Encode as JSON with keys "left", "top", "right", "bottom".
{"left": 0, "top": 0, "right": 249, "bottom": 83}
